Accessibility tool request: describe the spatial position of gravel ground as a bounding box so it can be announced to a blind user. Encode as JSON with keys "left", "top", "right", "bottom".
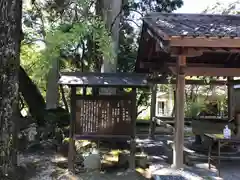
{"left": 19, "top": 152, "right": 57, "bottom": 180}
{"left": 140, "top": 136, "right": 240, "bottom": 180}
{"left": 152, "top": 169, "right": 204, "bottom": 180}
{"left": 19, "top": 152, "right": 148, "bottom": 180}
{"left": 20, "top": 151, "right": 212, "bottom": 180}
{"left": 18, "top": 136, "right": 240, "bottom": 180}
{"left": 137, "top": 136, "right": 220, "bottom": 180}
{"left": 149, "top": 163, "right": 219, "bottom": 180}
{"left": 218, "top": 161, "right": 240, "bottom": 180}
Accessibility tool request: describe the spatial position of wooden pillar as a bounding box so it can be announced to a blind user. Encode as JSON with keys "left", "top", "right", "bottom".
{"left": 149, "top": 84, "right": 157, "bottom": 139}
{"left": 68, "top": 86, "right": 76, "bottom": 172}
{"left": 168, "top": 85, "right": 174, "bottom": 117}
{"left": 171, "top": 90, "right": 176, "bottom": 117}
{"left": 227, "top": 77, "right": 234, "bottom": 120}
{"left": 129, "top": 88, "right": 137, "bottom": 170}
{"left": 172, "top": 55, "right": 186, "bottom": 169}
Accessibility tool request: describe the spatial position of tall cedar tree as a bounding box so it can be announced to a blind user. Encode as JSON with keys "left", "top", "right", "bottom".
{"left": 0, "top": 0, "right": 22, "bottom": 176}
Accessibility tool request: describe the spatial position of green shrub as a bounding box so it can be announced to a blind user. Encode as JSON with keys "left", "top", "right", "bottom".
{"left": 185, "top": 101, "right": 204, "bottom": 118}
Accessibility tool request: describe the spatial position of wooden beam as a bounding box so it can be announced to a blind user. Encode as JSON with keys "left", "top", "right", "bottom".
{"left": 145, "top": 23, "right": 170, "bottom": 41}
{"left": 228, "top": 77, "right": 235, "bottom": 119}
{"left": 160, "top": 46, "right": 240, "bottom": 56}
{"left": 194, "top": 47, "right": 240, "bottom": 53}
{"left": 149, "top": 78, "right": 226, "bottom": 85}
{"left": 146, "top": 29, "right": 170, "bottom": 52}
{"left": 68, "top": 87, "right": 76, "bottom": 172}
{"left": 166, "top": 63, "right": 224, "bottom": 68}
{"left": 141, "top": 62, "right": 227, "bottom": 70}
{"left": 149, "top": 84, "right": 157, "bottom": 139}
{"left": 171, "top": 89, "right": 176, "bottom": 117}
{"left": 170, "top": 36, "right": 240, "bottom": 48}
{"left": 169, "top": 67, "right": 240, "bottom": 77}
{"left": 171, "top": 47, "right": 203, "bottom": 57}
{"left": 172, "top": 55, "right": 186, "bottom": 169}
{"left": 149, "top": 77, "right": 240, "bottom": 85}
{"left": 130, "top": 88, "right": 137, "bottom": 170}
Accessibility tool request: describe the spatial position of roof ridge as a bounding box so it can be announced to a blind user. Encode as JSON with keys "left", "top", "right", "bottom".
{"left": 144, "top": 12, "right": 240, "bottom": 18}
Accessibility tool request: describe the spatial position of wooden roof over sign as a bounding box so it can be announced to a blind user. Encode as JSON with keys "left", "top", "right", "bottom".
{"left": 58, "top": 72, "right": 150, "bottom": 87}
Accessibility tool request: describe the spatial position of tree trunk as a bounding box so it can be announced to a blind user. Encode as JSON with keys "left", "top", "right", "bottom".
{"left": 0, "top": 0, "right": 22, "bottom": 175}
{"left": 101, "top": 0, "right": 122, "bottom": 70}
{"left": 45, "top": 58, "right": 59, "bottom": 109}
{"left": 19, "top": 66, "right": 46, "bottom": 126}
{"left": 100, "top": 0, "right": 122, "bottom": 95}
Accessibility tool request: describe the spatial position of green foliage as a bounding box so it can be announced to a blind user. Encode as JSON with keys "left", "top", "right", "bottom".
{"left": 40, "top": 18, "right": 113, "bottom": 77}
{"left": 22, "top": 0, "right": 184, "bottom": 77}
{"left": 21, "top": 44, "right": 46, "bottom": 95}
{"left": 21, "top": 0, "right": 184, "bottom": 118}
{"left": 40, "top": 107, "right": 70, "bottom": 144}
{"left": 203, "top": 1, "right": 240, "bottom": 14}
{"left": 139, "top": 113, "right": 150, "bottom": 120}
{"left": 22, "top": 0, "right": 116, "bottom": 78}
{"left": 185, "top": 101, "right": 204, "bottom": 118}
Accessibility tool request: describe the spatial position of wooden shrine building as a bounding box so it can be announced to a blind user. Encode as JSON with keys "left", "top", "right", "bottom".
{"left": 135, "top": 13, "right": 240, "bottom": 169}
{"left": 58, "top": 72, "right": 150, "bottom": 171}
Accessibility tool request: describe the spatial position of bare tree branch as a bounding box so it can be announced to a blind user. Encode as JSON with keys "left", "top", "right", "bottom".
{"left": 32, "top": 1, "right": 46, "bottom": 39}
{"left": 123, "top": 18, "right": 141, "bottom": 27}
{"left": 137, "top": 107, "right": 149, "bottom": 117}
{"left": 110, "top": 5, "right": 143, "bottom": 33}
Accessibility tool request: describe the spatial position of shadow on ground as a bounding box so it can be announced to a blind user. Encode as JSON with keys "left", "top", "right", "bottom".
{"left": 19, "top": 136, "right": 240, "bottom": 180}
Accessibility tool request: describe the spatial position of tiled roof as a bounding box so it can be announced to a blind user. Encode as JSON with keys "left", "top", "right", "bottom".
{"left": 144, "top": 13, "right": 240, "bottom": 38}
